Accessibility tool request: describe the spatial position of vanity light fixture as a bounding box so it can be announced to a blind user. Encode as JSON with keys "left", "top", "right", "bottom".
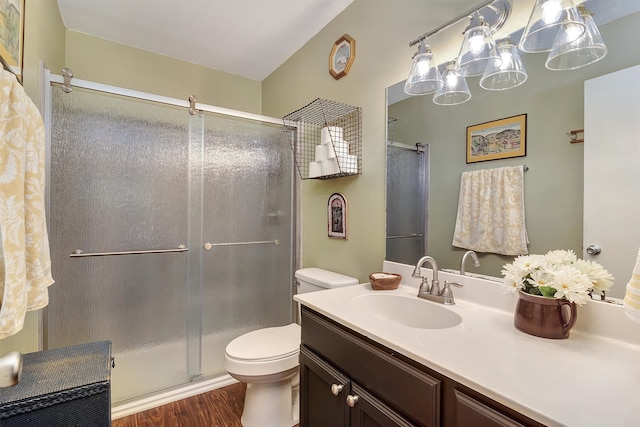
{"left": 545, "top": 4, "right": 607, "bottom": 71}
{"left": 433, "top": 61, "right": 472, "bottom": 106}
{"left": 479, "top": 37, "right": 528, "bottom": 90}
{"left": 519, "top": 0, "right": 586, "bottom": 53}
{"left": 404, "top": 39, "right": 443, "bottom": 95}
{"left": 455, "top": 12, "right": 501, "bottom": 77}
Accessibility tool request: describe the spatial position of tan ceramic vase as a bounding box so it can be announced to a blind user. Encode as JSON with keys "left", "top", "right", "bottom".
{"left": 514, "top": 291, "right": 577, "bottom": 339}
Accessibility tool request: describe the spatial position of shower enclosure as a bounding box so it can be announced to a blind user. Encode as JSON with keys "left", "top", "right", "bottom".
{"left": 386, "top": 142, "right": 429, "bottom": 265}
{"left": 45, "top": 76, "right": 295, "bottom": 405}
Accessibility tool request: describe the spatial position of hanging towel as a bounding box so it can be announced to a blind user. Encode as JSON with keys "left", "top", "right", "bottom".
{"left": 452, "top": 165, "right": 528, "bottom": 256}
{"left": 0, "top": 70, "right": 54, "bottom": 339}
{"left": 623, "top": 248, "right": 640, "bottom": 323}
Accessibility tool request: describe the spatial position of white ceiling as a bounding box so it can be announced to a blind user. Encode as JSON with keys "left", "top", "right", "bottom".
{"left": 56, "top": 0, "right": 354, "bottom": 81}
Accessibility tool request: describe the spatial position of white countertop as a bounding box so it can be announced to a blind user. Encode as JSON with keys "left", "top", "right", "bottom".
{"left": 294, "top": 262, "right": 640, "bottom": 427}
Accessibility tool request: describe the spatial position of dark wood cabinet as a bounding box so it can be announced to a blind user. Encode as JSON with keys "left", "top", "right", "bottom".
{"left": 299, "top": 346, "right": 350, "bottom": 427}
{"left": 300, "top": 346, "right": 415, "bottom": 427}
{"left": 453, "top": 390, "right": 527, "bottom": 427}
{"left": 300, "top": 306, "right": 546, "bottom": 427}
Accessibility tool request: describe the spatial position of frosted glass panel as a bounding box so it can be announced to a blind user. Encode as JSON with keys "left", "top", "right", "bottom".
{"left": 200, "top": 114, "right": 293, "bottom": 377}
{"left": 48, "top": 85, "right": 191, "bottom": 402}
{"left": 386, "top": 145, "right": 428, "bottom": 265}
{"left": 47, "top": 82, "right": 295, "bottom": 403}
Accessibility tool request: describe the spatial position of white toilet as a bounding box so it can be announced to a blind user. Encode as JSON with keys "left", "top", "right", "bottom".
{"left": 224, "top": 268, "right": 359, "bottom": 427}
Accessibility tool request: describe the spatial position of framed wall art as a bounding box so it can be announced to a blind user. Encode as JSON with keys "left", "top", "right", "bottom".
{"left": 0, "top": 0, "right": 25, "bottom": 82}
{"left": 328, "top": 193, "right": 347, "bottom": 239}
{"left": 329, "top": 34, "right": 355, "bottom": 80}
{"left": 467, "top": 114, "right": 527, "bottom": 163}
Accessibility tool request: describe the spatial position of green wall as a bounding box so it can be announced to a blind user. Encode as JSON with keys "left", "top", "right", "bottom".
{"left": 263, "top": 2, "right": 640, "bottom": 283}
{"left": 262, "top": 1, "right": 434, "bottom": 282}
{"left": 64, "top": 31, "right": 262, "bottom": 113}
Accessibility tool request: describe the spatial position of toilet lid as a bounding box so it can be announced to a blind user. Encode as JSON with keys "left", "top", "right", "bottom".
{"left": 226, "top": 323, "right": 301, "bottom": 361}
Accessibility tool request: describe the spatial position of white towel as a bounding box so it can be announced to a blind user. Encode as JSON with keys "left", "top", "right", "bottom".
{"left": 623, "top": 248, "right": 640, "bottom": 323}
{"left": 452, "top": 165, "right": 528, "bottom": 256}
{"left": 0, "top": 70, "right": 54, "bottom": 338}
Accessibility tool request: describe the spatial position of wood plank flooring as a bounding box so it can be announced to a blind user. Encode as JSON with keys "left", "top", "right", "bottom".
{"left": 111, "top": 383, "right": 300, "bottom": 427}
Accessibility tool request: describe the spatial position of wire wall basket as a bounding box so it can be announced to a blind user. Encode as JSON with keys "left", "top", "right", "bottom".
{"left": 283, "top": 98, "right": 362, "bottom": 180}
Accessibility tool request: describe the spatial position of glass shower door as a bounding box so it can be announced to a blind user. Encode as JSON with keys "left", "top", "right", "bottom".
{"left": 47, "top": 81, "right": 296, "bottom": 404}
{"left": 48, "top": 86, "right": 192, "bottom": 403}
{"left": 386, "top": 143, "right": 429, "bottom": 265}
{"left": 199, "top": 113, "right": 294, "bottom": 377}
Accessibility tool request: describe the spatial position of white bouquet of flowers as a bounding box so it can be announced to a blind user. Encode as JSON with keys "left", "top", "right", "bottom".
{"left": 502, "top": 249, "right": 614, "bottom": 305}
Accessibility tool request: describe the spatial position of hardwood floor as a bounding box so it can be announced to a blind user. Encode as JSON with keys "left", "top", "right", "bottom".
{"left": 112, "top": 383, "right": 246, "bottom": 427}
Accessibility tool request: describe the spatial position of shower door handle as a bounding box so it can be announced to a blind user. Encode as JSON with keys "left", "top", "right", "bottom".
{"left": 203, "top": 239, "right": 281, "bottom": 250}
{"left": 70, "top": 245, "right": 188, "bottom": 257}
{"left": 386, "top": 233, "right": 423, "bottom": 239}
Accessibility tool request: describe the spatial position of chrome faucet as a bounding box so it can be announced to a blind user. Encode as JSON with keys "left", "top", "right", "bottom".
{"left": 460, "top": 250, "right": 480, "bottom": 276}
{"left": 413, "top": 255, "right": 463, "bottom": 305}
{"left": 412, "top": 255, "right": 440, "bottom": 298}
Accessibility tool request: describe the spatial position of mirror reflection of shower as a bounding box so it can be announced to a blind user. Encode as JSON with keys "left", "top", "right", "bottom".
{"left": 386, "top": 116, "right": 429, "bottom": 265}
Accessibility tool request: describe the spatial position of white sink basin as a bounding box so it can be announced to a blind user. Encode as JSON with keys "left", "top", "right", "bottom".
{"left": 350, "top": 293, "right": 462, "bottom": 329}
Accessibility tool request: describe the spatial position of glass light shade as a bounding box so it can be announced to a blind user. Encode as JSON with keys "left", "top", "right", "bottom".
{"left": 433, "top": 62, "right": 471, "bottom": 106}
{"left": 456, "top": 17, "right": 501, "bottom": 77}
{"left": 480, "top": 39, "right": 528, "bottom": 90}
{"left": 404, "top": 45, "right": 443, "bottom": 95}
{"left": 519, "top": 0, "right": 586, "bottom": 53}
{"left": 545, "top": 9, "right": 607, "bottom": 70}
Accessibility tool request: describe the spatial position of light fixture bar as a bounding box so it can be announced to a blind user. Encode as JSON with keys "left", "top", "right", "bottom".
{"left": 409, "top": 0, "right": 508, "bottom": 47}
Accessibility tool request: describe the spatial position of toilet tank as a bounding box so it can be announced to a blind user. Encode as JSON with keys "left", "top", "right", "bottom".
{"left": 295, "top": 268, "right": 359, "bottom": 294}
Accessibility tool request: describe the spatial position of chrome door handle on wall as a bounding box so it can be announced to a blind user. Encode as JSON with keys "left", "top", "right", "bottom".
{"left": 203, "top": 239, "right": 281, "bottom": 250}
{"left": 586, "top": 244, "right": 602, "bottom": 255}
{"left": 70, "top": 245, "right": 188, "bottom": 257}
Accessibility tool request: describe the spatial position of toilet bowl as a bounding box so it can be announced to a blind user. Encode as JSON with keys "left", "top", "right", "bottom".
{"left": 224, "top": 268, "right": 358, "bottom": 427}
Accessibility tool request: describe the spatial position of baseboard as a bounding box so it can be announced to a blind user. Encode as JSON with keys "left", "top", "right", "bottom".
{"left": 111, "top": 374, "right": 238, "bottom": 420}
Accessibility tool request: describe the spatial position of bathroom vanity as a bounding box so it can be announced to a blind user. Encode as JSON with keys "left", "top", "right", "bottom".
{"left": 295, "top": 261, "right": 640, "bottom": 427}
{"left": 300, "top": 306, "right": 544, "bottom": 427}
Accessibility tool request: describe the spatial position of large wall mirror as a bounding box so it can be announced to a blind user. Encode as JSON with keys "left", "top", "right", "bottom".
{"left": 386, "top": 2, "right": 640, "bottom": 299}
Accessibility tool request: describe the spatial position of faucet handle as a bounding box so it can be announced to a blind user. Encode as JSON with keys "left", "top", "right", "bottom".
{"left": 441, "top": 281, "right": 463, "bottom": 305}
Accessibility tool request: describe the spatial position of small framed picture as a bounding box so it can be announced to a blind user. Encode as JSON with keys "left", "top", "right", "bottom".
{"left": 466, "top": 114, "right": 527, "bottom": 163}
{"left": 328, "top": 193, "right": 347, "bottom": 239}
{"left": 329, "top": 34, "right": 355, "bottom": 80}
{"left": 0, "top": 0, "right": 25, "bottom": 82}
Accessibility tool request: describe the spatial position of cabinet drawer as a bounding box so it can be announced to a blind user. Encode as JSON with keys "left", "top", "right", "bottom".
{"left": 302, "top": 307, "right": 440, "bottom": 427}
{"left": 454, "top": 390, "right": 526, "bottom": 427}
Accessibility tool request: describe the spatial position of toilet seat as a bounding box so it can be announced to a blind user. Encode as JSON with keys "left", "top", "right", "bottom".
{"left": 225, "top": 323, "right": 301, "bottom": 377}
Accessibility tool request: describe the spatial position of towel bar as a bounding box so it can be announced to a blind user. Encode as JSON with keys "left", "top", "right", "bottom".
{"left": 386, "top": 234, "right": 423, "bottom": 240}
{"left": 203, "top": 239, "right": 281, "bottom": 250}
{"left": 70, "top": 245, "right": 188, "bottom": 257}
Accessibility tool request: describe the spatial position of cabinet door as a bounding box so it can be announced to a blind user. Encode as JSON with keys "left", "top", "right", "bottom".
{"left": 300, "top": 346, "right": 350, "bottom": 427}
{"left": 349, "top": 384, "right": 417, "bottom": 427}
{"left": 454, "top": 390, "right": 526, "bottom": 427}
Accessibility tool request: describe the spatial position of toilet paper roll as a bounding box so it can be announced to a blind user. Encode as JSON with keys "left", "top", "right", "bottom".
{"left": 321, "top": 126, "right": 344, "bottom": 145}
{"left": 321, "top": 158, "right": 340, "bottom": 176}
{"left": 338, "top": 154, "right": 358, "bottom": 174}
{"left": 308, "top": 161, "right": 322, "bottom": 178}
{"left": 315, "top": 144, "right": 328, "bottom": 162}
{"left": 327, "top": 141, "right": 349, "bottom": 159}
